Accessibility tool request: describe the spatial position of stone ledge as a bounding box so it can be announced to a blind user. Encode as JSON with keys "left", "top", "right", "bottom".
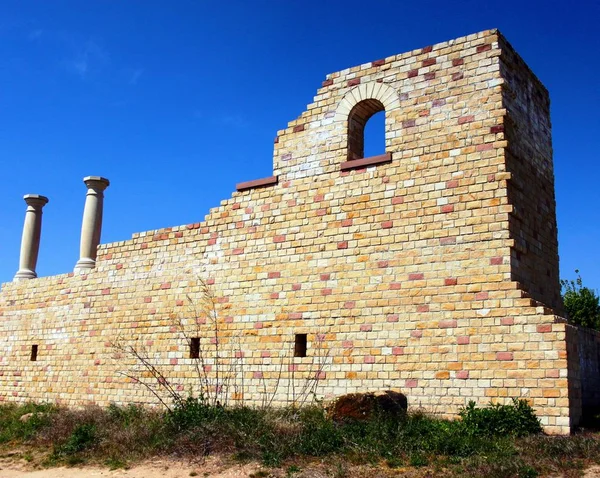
{"left": 236, "top": 176, "right": 278, "bottom": 191}
{"left": 340, "top": 153, "right": 392, "bottom": 171}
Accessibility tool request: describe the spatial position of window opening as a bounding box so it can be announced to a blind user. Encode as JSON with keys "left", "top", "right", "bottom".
{"left": 190, "top": 337, "right": 200, "bottom": 359}
{"left": 30, "top": 344, "right": 38, "bottom": 362}
{"left": 348, "top": 99, "right": 385, "bottom": 160}
{"left": 294, "top": 334, "right": 307, "bottom": 358}
{"left": 363, "top": 110, "right": 385, "bottom": 158}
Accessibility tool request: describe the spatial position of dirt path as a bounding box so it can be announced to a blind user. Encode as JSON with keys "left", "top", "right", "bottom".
{"left": 0, "top": 457, "right": 261, "bottom": 478}
{"left": 4, "top": 459, "right": 600, "bottom": 477}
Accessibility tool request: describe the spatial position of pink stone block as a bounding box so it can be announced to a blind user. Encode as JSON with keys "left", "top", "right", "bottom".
{"left": 496, "top": 352, "right": 513, "bottom": 361}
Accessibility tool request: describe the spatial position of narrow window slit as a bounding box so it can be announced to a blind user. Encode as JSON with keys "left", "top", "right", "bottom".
{"left": 294, "top": 334, "right": 307, "bottom": 358}
{"left": 190, "top": 337, "right": 200, "bottom": 359}
{"left": 30, "top": 344, "right": 38, "bottom": 362}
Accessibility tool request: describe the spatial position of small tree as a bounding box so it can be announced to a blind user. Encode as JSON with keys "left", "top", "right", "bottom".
{"left": 561, "top": 270, "right": 600, "bottom": 330}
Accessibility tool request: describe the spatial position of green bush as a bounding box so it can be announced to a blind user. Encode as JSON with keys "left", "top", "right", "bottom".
{"left": 166, "top": 396, "right": 216, "bottom": 431}
{"left": 295, "top": 406, "right": 343, "bottom": 457}
{"left": 55, "top": 423, "right": 98, "bottom": 455}
{"left": 459, "top": 399, "right": 542, "bottom": 437}
{"left": 0, "top": 402, "right": 56, "bottom": 443}
{"left": 561, "top": 271, "right": 600, "bottom": 329}
{"left": 106, "top": 403, "right": 146, "bottom": 426}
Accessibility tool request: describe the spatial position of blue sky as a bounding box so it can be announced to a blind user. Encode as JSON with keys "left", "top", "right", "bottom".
{"left": 0, "top": 0, "right": 598, "bottom": 294}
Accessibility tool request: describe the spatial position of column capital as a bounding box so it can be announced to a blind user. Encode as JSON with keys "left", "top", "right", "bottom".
{"left": 23, "top": 194, "right": 49, "bottom": 209}
{"left": 83, "top": 176, "right": 110, "bottom": 191}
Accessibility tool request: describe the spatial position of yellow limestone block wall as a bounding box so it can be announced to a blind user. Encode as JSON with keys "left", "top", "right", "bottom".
{"left": 0, "top": 30, "right": 575, "bottom": 434}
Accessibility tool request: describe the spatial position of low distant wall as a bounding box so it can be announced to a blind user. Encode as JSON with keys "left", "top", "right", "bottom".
{"left": 566, "top": 324, "right": 600, "bottom": 423}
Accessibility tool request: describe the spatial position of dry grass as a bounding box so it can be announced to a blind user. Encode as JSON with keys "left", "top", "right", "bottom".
{"left": 1, "top": 401, "right": 600, "bottom": 477}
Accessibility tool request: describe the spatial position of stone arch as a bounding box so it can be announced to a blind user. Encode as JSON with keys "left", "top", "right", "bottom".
{"left": 333, "top": 82, "right": 400, "bottom": 122}
{"left": 335, "top": 82, "right": 400, "bottom": 160}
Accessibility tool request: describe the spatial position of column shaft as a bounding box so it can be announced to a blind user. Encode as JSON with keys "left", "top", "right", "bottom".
{"left": 74, "top": 176, "right": 110, "bottom": 272}
{"left": 14, "top": 194, "right": 49, "bottom": 281}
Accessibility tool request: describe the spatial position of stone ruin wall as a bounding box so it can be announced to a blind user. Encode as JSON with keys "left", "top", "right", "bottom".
{"left": 499, "top": 37, "right": 561, "bottom": 311}
{"left": 0, "top": 29, "right": 596, "bottom": 434}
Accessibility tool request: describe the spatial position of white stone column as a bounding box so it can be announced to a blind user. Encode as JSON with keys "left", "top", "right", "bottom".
{"left": 14, "top": 194, "right": 49, "bottom": 281}
{"left": 74, "top": 176, "right": 110, "bottom": 273}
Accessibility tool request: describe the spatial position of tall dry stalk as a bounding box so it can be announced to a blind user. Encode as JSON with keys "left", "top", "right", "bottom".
{"left": 112, "top": 276, "right": 332, "bottom": 411}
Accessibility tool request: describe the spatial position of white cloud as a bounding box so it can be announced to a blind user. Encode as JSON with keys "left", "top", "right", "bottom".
{"left": 218, "top": 114, "right": 248, "bottom": 128}
{"left": 193, "top": 111, "right": 249, "bottom": 128}
{"left": 28, "top": 29, "right": 43, "bottom": 41}
{"left": 64, "top": 39, "right": 109, "bottom": 79}
{"left": 128, "top": 68, "right": 144, "bottom": 85}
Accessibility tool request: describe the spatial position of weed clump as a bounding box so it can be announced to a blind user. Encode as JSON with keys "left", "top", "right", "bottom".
{"left": 0, "top": 402, "right": 56, "bottom": 443}
{"left": 54, "top": 423, "right": 97, "bottom": 456}
{"left": 459, "top": 398, "right": 542, "bottom": 437}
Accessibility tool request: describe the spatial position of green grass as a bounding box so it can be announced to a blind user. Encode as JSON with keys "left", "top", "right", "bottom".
{"left": 0, "top": 399, "right": 599, "bottom": 477}
{"left": 0, "top": 402, "right": 57, "bottom": 443}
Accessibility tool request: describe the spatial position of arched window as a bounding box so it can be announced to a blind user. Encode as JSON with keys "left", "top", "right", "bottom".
{"left": 364, "top": 110, "right": 385, "bottom": 158}
{"left": 347, "top": 99, "right": 385, "bottom": 161}
{"left": 336, "top": 83, "right": 399, "bottom": 170}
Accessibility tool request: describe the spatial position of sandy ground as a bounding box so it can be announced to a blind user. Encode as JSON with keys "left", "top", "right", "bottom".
{"left": 2, "top": 457, "right": 600, "bottom": 477}
{"left": 0, "top": 457, "right": 261, "bottom": 478}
